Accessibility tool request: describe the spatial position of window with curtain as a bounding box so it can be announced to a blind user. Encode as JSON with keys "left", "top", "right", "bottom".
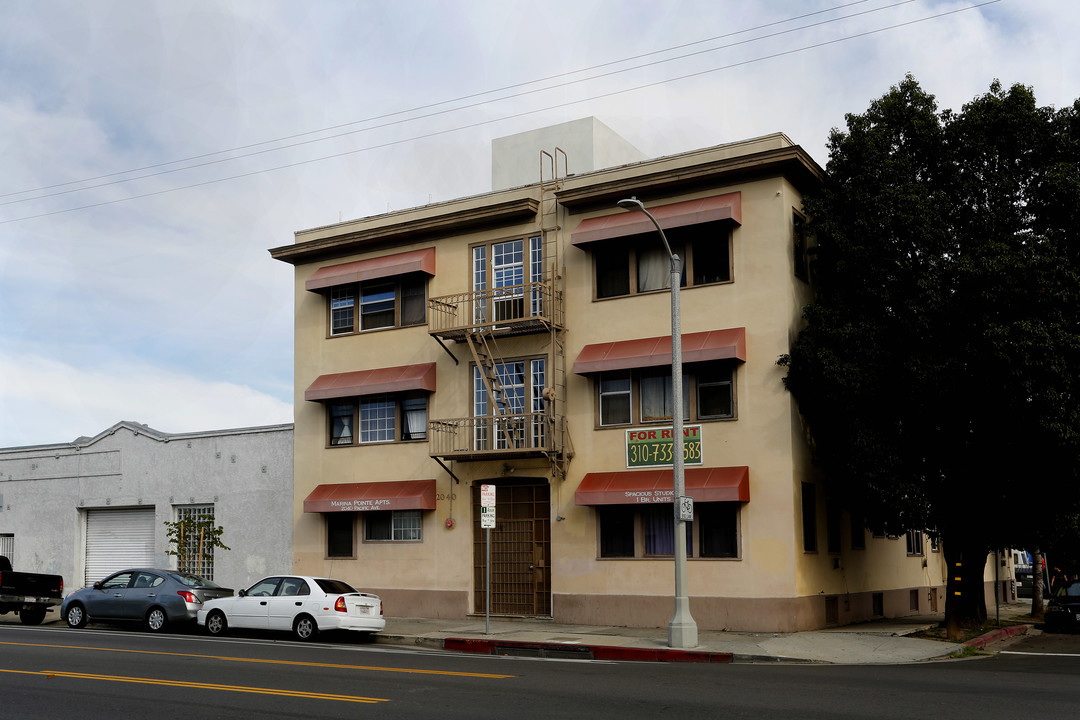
{"left": 326, "top": 394, "right": 428, "bottom": 446}
{"left": 598, "top": 502, "right": 737, "bottom": 559}
{"left": 592, "top": 223, "right": 730, "bottom": 300}
{"left": 596, "top": 362, "right": 734, "bottom": 427}
{"left": 326, "top": 274, "right": 427, "bottom": 335}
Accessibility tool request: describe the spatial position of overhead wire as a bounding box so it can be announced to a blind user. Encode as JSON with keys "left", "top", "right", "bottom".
{"left": 0, "top": 0, "right": 885, "bottom": 199}
{"left": 1, "top": 0, "right": 1001, "bottom": 225}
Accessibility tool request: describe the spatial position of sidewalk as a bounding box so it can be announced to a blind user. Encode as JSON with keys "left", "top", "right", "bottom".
{"left": 376, "top": 602, "right": 1035, "bottom": 665}
{"left": 3, "top": 602, "right": 1034, "bottom": 665}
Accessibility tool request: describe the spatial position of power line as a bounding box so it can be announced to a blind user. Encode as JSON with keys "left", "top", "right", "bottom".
{"left": 1, "top": 0, "right": 1001, "bottom": 225}
{"left": 0, "top": 0, "right": 898, "bottom": 202}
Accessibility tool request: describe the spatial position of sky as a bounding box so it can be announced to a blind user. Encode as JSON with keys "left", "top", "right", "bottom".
{"left": 0, "top": 0, "right": 1076, "bottom": 447}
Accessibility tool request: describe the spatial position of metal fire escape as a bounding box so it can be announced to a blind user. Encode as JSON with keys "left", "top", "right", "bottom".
{"left": 427, "top": 148, "right": 571, "bottom": 476}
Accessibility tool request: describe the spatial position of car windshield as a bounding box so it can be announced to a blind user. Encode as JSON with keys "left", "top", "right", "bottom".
{"left": 314, "top": 578, "right": 358, "bottom": 594}
{"left": 173, "top": 573, "right": 221, "bottom": 588}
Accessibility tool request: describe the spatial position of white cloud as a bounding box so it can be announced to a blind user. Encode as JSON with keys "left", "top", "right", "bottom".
{"left": 0, "top": 351, "right": 292, "bottom": 447}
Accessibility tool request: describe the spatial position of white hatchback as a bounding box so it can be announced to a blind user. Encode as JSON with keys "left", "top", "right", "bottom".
{"left": 197, "top": 575, "right": 385, "bottom": 641}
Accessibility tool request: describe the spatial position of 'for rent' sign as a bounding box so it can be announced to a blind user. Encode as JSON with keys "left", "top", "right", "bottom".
{"left": 625, "top": 426, "right": 703, "bottom": 468}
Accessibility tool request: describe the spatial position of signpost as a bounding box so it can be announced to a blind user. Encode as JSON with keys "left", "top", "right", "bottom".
{"left": 480, "top": 484, "right": 496, "bottom": 634}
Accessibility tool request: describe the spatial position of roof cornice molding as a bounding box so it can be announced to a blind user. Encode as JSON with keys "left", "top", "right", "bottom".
{"left": 271, "top": 197, "right": 540, "bottom": 265}
{"left": 554, "top": 146, "right": 824, "bottom": 210}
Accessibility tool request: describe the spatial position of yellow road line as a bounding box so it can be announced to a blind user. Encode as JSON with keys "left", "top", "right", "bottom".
{"left": 0, "top": 667, "right": 386, "bottom": 704}
{"left": 0, "top": 640, "right": 513, "bottom": 679}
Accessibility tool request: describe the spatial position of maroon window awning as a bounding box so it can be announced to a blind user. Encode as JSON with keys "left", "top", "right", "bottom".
{"left": 573, "top": 328, "right": 745, "bottom": 375}
{"left": 574, "top": 467, "right": 749, "bottom": 505}
{"left": 570, "top": 192, "right": 742, "bottom": 248}
{"left": 304, "top": 479, "right": 437, "bottom": 513}
{"left": 305, "top": 247, "right": 436, "bottom": 292}
{"left": 305, "top": 362, "right": 436, "bottom": 402}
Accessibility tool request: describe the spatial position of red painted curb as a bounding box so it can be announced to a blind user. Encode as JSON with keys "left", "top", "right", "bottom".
{"left": 963, "top": 624, "right": 1030, "bottom": 649}
{"left": 442, "top": 637, "right": 733, "bottom": 663}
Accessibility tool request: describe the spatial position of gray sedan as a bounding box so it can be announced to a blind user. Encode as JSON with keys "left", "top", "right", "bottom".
{"left": 61, "top": 569, "right": 232, "bottom": 632}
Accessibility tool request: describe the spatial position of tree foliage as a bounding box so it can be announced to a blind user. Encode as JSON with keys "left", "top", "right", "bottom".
{"left": 163, "top": 517, "right": 230, "bottom": 578}
{"left": 780, "top": 75, "right": 1080, "bottom": 634}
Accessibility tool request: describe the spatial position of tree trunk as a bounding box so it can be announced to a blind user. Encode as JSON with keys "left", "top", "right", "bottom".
{"left": 1031, "top": 547, "right": 1045, "bottom": 619}
{"left": 944, "top": 539, "right": 988, "bottom": 641}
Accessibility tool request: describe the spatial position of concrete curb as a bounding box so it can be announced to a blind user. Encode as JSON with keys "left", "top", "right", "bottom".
{"left": 964, "top": 623, "right": 1031, "bottom": 649}
{"left": 440, "top": 637, "right": 734, "bottom": 663}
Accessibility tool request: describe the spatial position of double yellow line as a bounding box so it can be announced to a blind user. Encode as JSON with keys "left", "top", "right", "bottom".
{"left": 0, "top": 639, "right": 515, "bottom": 705}
{"left": 0, "top": 668, "right": 386, "bottom": 704}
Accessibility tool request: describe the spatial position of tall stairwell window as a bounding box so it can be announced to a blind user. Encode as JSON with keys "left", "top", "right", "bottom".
{"left": 472, "top": 358, "right": 546, "bottom": 451}
{"left": 472, "top": 236, "right": 543, "bottom": 325}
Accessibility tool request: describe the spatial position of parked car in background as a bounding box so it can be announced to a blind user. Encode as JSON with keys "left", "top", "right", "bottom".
{"left": 61, "top": 569, "right": 232, "bottom": 632}
{"left": 1045, "top": 580, "right": 1080, "bottom": 632}
{"left": 197, "top": 575, "right": 384, "bottom": 641}
{"left": 0, "top": 555, "right": 64, "bottom": 625}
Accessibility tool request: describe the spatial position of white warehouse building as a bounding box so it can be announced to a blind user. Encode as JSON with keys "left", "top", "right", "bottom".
{"left": 0, "top": 421, "right": 293, "bottom": 594}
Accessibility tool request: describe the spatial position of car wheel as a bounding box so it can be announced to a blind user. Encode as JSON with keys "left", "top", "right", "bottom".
{"left": 19, "top": 607, "right": 47, "bottom": 625}
{"left": 145, "top": 607, "right": 168, "bottom": 633}
{"left": 65, "top": 603, "right": 88, "bottom": 629}
{"left": 205, "top": 610, "right": 228, "bottom": 636}
{"left": 292, "top": 614, "right": 318, "bottom": 641}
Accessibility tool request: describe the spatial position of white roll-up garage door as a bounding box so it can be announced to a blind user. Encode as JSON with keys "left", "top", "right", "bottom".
{"left": 85, "top": 507, "right": 155, "bottom": 587}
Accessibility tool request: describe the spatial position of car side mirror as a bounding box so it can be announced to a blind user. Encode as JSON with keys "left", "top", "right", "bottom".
{"left": 237, "top": 589, "right": 247, "bottom": 598}
{"left": 93, "top": 581, "right": 103, "bottom": 590}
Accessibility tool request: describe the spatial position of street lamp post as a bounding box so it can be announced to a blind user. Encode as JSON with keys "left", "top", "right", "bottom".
{"left": 617, "top": 197, "right": 698, "bottom": 649}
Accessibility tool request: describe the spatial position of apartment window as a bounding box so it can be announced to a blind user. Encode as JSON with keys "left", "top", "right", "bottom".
{"left": 906, "top": 529, "right": 924, "bottom": 556}
{"left": 850, "top": 514, "right": 866, "bottom": 550}
{"left": 176, "top": 505, "right": 217, "bottom": 580}
{"left": 597, "top": 502, "right": 738, "bottom": 559}
{"left": 364, "top": 510, "right": 423, "bottom": 541}
{"left": 793, "top": 211, "right": 810, "bottom": 282}
{"left": 472, "top": 236, "right": 544, "bottom": 324}
{"left": 328, "top": 274, "right": 426, "bottom": 336}
{"left": 802, "top": 483, "right": 817, "bottom": 552}
{"left": 592, "top": 223, "right": 731, "bottom": 299}
{"left": 473, "top": 358, "right": 546, "bottom": 450}
{"left": 327, "top": 393, "right": 427, "bottom": 446}
{"left": 326, "top": 513, "right": 354, "bottom": 558}
{"left": 826, "top": 501, "right": 842, "bottom": 554}
{"left": 596, "top": 362, "right": 734, "bottom": 426}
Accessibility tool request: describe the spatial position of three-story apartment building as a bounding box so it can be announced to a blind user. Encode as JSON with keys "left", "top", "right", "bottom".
{"left": 271, "top": 121, "right": 949, "bottom": 632}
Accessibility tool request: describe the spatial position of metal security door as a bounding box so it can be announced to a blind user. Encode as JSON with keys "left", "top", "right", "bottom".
{"left": 473, "top": 481, "right": 551, "bottom": 616}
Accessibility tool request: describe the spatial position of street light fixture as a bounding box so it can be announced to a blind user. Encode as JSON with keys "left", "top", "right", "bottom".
{"left": 616, "top": 196, "right": 698, "bottom": 649}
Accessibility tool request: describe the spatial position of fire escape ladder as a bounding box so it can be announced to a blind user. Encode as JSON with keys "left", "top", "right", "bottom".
{"left": 465, "top": 329, "right": 520, "bottom": 449}
{"left": 539, "top": 148, "right": 571, "bottom": 478}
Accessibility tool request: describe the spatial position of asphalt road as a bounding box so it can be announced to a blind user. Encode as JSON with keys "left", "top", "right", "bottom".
{"left": 0, "top": 623, "right": 1077, "bottom": 719}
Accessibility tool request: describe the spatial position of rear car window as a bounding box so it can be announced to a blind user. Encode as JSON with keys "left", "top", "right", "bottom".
{"left": 174, "top": 573, "right": 221, "bottom": 588}
{"left": 314, "top": 578, "right": 358, "bottom": 594}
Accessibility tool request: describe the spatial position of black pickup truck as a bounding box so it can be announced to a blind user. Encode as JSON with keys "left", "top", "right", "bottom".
{"left": 0, "top": 555, "right": 64, "bottom": 625}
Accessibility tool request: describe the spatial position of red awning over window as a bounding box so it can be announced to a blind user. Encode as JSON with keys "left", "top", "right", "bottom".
{"left": 574, "top": 467, "right": 749, "bottom": 505}
{"left": 570, "top": 192, "right": 741, "bottom": 248}
{"left": 304, "top": 362, "right": 436, "bottom": 402}
{"left": 573, "top": 328, "right": 745, "bottom": 375}
{"left": 304, "top": 479, "right": 437, "bottom": 513}
{"left": 305, "top": 247, "right": 436, "bottom": 292}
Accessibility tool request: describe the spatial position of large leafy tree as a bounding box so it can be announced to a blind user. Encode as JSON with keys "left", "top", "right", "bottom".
{"left": 780, "top": 76, "right": 1080, "bottom": 637}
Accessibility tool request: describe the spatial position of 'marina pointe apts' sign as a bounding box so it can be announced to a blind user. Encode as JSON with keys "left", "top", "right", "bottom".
{"left": 625, "top": 426, "right": 702, "bottom": 469}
